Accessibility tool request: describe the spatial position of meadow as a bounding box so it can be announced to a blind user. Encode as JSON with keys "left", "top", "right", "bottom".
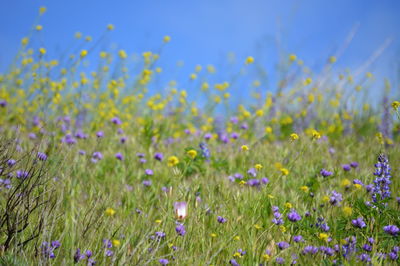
{"left": 0, "top": 6, "right": 400, "bottom": 266}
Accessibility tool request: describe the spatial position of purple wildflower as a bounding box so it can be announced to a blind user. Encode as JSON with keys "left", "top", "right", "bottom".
{"left": 115, "top": 153, "right": 124, "bottom": 160}
{"left": 154, "top": 152, "right": 164, "bottom": 161}
{"left": 159, "top": 259, "right": 169, "bottom": 265}
{"left": 372, "top": 154, "right": 392, "bottom": 203}
{"left": 351, "top": 217, "right": 366, "bottom": 228}
{"left": 74, "top": 248, "right": 85, "bottom": 263}
{"left": 342, "top": 164, "right": 351, "bottom": 171}
{"left": 142, "top": 180, "right": 152, "bottom": 187}
{"left": 277, "top": 241, "right": 290, "bottom": 250}
{"left": 329, "top": 190, "right": 343, "bottom": 206}
{"left": 145, "top": 169, "right": 154, "bottom": 175}
{"left": 293, "top": 235, "right": 304, "bottom": 243}
{"left": 287, "top": 209, "right": 302, "bottom": 222}
{"left": 111, "top": 117, "right": 122, "bottom": 125}
{"left": 217, "top": 216, "right": 227, "bottom": 224}
{"left": 7, "top": 159, "right": 16, "bottom": 167}
{"left": 247, "top": 168, "right": 257, "bottom": 177}
{"left": 37, "top": 152, "right": 48, "bottom": 161}
{"left": 384, "top": 225, "right": 399, "bottom": 236}
{"left": 276, "top": 257, "right": 285, "bottom": 264}
{"left": 350, "top": 162, "right": 359, "bottom": 168}
{"left": 320, "top": 169, "right": 333, "bottom": 177}
{"left": 96, "top": 131, "right": 104, "bottom": 138}
{"left": 175, "top": 223, "right": 186, "bottom": 236}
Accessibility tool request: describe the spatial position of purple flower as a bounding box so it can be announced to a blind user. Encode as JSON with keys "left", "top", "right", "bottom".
{"left": 293, "top": 235, "right": 304, "bottom": 243}
{"left": 136, "top": 153, "right": 145, "bottom": 158}
{"left": 342, "top": 164, "right": 351, "bottom": 171}
{"left": 230, "top": 116, "right": 239, "bottom": 124}
{"left": 103, "top": 239, "right": 112, "bottom": 249}
{"left": 276, "top": 257, "right": 285, "bottom": 264}
{"left": 28, "top": 132, "right": 37, "bottom": 139}
{"left": 111, "top": 117, "right": 122, "bottom": 125}
{"left": 329, "top": 190, "right": 343, "bottom": 206}
{"left": 247, "top": 179, "right": 260, "bottom": 187}
{"left": 261, "top": 177, "right": 269, "bottom": 184}
{"left": 74, "top": 248, "right": 85, "bottom": 263}
{"left": 155, "top": 231, "right": 166, "bottom": 240}
{"left": 0, "top": 99, "right": 7, "bottom": 107}
{"left": 79, "top": 150, "right": 86, "bottom": 155}
{"left": 142, "top": 180, "right": 152, "bottom": 187}
{"left": 372, "top": 154, "right": 392, "bottom": 203}
{"left": 159, "top": 259, "right": 169, "bottom": 265}
{"left": 154, "top": 152, "right": 164, "bottom": 161}
{"left": 51, "top": 240, "right": 61, "bottom": 249}
{"left": 115, "top": 152, "right": 124, "bottom": 160}
{"left": 302, "top": 246, "right": 319, "bottom": 255}
{"left": 384, "top": 225, "right": 399, "bottom": 236}
{"left": 350, "top": 162, "right": 359, "bottom": 168}
{"left": 37, "top": 152, "right": 48, "bottom": 161}
{"left": 217, "top": 216, "right": 227, "bottom": 224}
{"left": 7, "top": 159, "right": 16, "bottom": 167}
{"left": 175, "top": 223, "right": 186, "bottom": 236}
{"left": 120, "top": 137, "right": 127, "bottom": 144}
{"left": 16, "top": 170, "right": 29, "bottom": 179}
{"left": 287, "top": 209, "right": 302, "bottom": 222}
{"left": 145, "top": 169, "right": 154, "bottom": 175}
{"left": 363, "top": 244, "right": 372, "bottom": 252}
{"left": 320, "top": 169, "right": 332, "bottom": 177}
{"left": 358, "top": 253, "right": 371, "bottom": 262}
{"left": 229, "top": 259, "right": 240, "bottom": 266}
{"left": 92, "top": 152, "right": 103, "bottom": 160}
{"left": 85, "top": 250, "right": 93, "bottom": 258}
{"left": 231, "top": 132, "right": 239, "bottom": 139}
{"left": 204, "top": 133, "right": 212, "bottom": 140}
{"left": 277, "top": 241, "right": 290, "bottom": 250}
{"left": 139, "top": 158, "right": 147, "bottom": 164}
{"left": 96, "top": 131, "right": 104, "bottom": 138}
{"left": 105, "top": 250, "right": 113, "bottom": 257}
{"left": 240, "top": 123, "right": 248, "bottom": 130}
{"left": 247, "top": 168, "right": 257, "bottom": 177}
{"left": 352, "top": 217, "right": 366, "bottom": 228}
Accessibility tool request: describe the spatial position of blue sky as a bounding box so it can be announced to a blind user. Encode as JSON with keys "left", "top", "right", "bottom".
{"left": 1, "top": 0, "right": 399, "bottom": 97}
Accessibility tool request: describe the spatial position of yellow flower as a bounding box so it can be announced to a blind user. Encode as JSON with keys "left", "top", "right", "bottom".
{"left": 267, "top": 194, "right": 274, "bottom": 199}
{"left": 163, "top": 35, "right": 171, "bottom": 43}
{"left": 190, "top": 73, "right": 197, "bottom": 80}
{"left": 341, "top": 179, "right": 351, "bottom": 187}
{"left": 112, "top": 239, "right": 121, "bottom": 247}
{"left": 21, "top": 37, "right": 29, "bottom": 46}
{"left": 107, "top": 24, "right": 115, "bottom": 31}
{"left": 280, "top": 168, "right": 289, "bottom": 176}
{"left": 319, "top": 233, "right": 329, "bottom": 242}
{"left": 354, "top": 183, "right": 362, "bottom": 190}
{"left": 311, "top": 130, "right": 321, "bottom": 140}
{"left": 289, "top": 54, "right": 297, "bottom": 62}
{"left": 290, "top": 133, "right": 299, "bottom": 141}
{"left": 35, "top": 25, "right": 43, "bottom": 31}
{"left": 392, "top": 101, "right": 400, "bottom": 110}
{"left": 80, "top": 50, "right": 88, "bottom": 58}
{"left": 105, "top": 207, "right": 116, "bottom": 216}
{"left": 233, "top": 252, "right": 242, "bottom": 258}
{"left": 265, "top": 126, "right": 272, "bottom": 134}
{"left": 119, "top": 50, "right": 127, "bottom": 59}
{"left": 342, "top": 206, "right": 353, "bottom": 217}
{"left": 329, "top": 56, "right": 336, "bottom": 63}
{"left": 263, "top": 254, "right": 271, "bottom": 261}
{"left": 284, "top": 202, "right": 293, "bottom": 209}
{"left": 279, "top": 225, "right": 286, "bottom": 232}
{"left": 255, "top": 109, "right": 264, "bottom": 117}
{"left": 322, "top": 195, "right": 330, "bottom": 203}
{"left": 239, "top": 180, "right": 247, "bottom": 185}
{"left": 245, "top": 56, "right": 254, "bottom": 64}
{"left": 39, "top": 48, "right": 46, "bottom": 55}
{"left": 167, "top": 156, "right": 179, "bottom": 167}
{"left": 255, "top": 164, "right": 263, "bottom": 170}
{"left": 234, "top": 236, "right": 240, "bottom": 241}
{"left": 187, "top": 149, "right": 197, "bottom": 159}
{"left": 300, "top": 186, "right": 309, "bottom": 193}
{"left": 155, "top": 219, "right": 162, "bottom": 224}
{"left": 241, "top": 145, "right": 249, "bottom": 151}
{"left": 75, "top": 32, "right": 82, "bottom": 39}
{"left": 210, "top": 233, "right": 217, "bottom": 238}
{"left": 39, "top": 6, "right": 47, "bottom": 15}
{"left": 254, "top": 224, "right": 262, "bottom": 230}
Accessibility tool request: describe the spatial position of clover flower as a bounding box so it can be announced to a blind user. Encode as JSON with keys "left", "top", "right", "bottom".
{"left": 175, "top": 223, "right": 186, "bottom": 236}
{"left": 320, "top": 169, "right": 332, "bottom": 177}
{"left": 217, "top": 216, "right": 227, "bottom": 224}
{"left": 287, "top": 209, "right": 302, "bottom": 222}
{"left": 383, "top": 225, "right": 399, "bottom": 236}
{"left": 277, "top": 241, "right": 290, "bottom": 250}
{"left": 329, "top": 191, "right": 343, "bottom": 206}
{"left": 37, "top": 152, "right": 48, "bottom": 161}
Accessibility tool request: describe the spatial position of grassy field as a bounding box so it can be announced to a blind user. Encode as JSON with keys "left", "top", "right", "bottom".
{"left": 0, "top": 7, "right": 400, "bottom": 266}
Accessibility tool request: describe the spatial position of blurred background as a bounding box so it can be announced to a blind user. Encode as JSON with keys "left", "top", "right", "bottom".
{"left": 0, "top": 0, "right": 399, "bottom": 100}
